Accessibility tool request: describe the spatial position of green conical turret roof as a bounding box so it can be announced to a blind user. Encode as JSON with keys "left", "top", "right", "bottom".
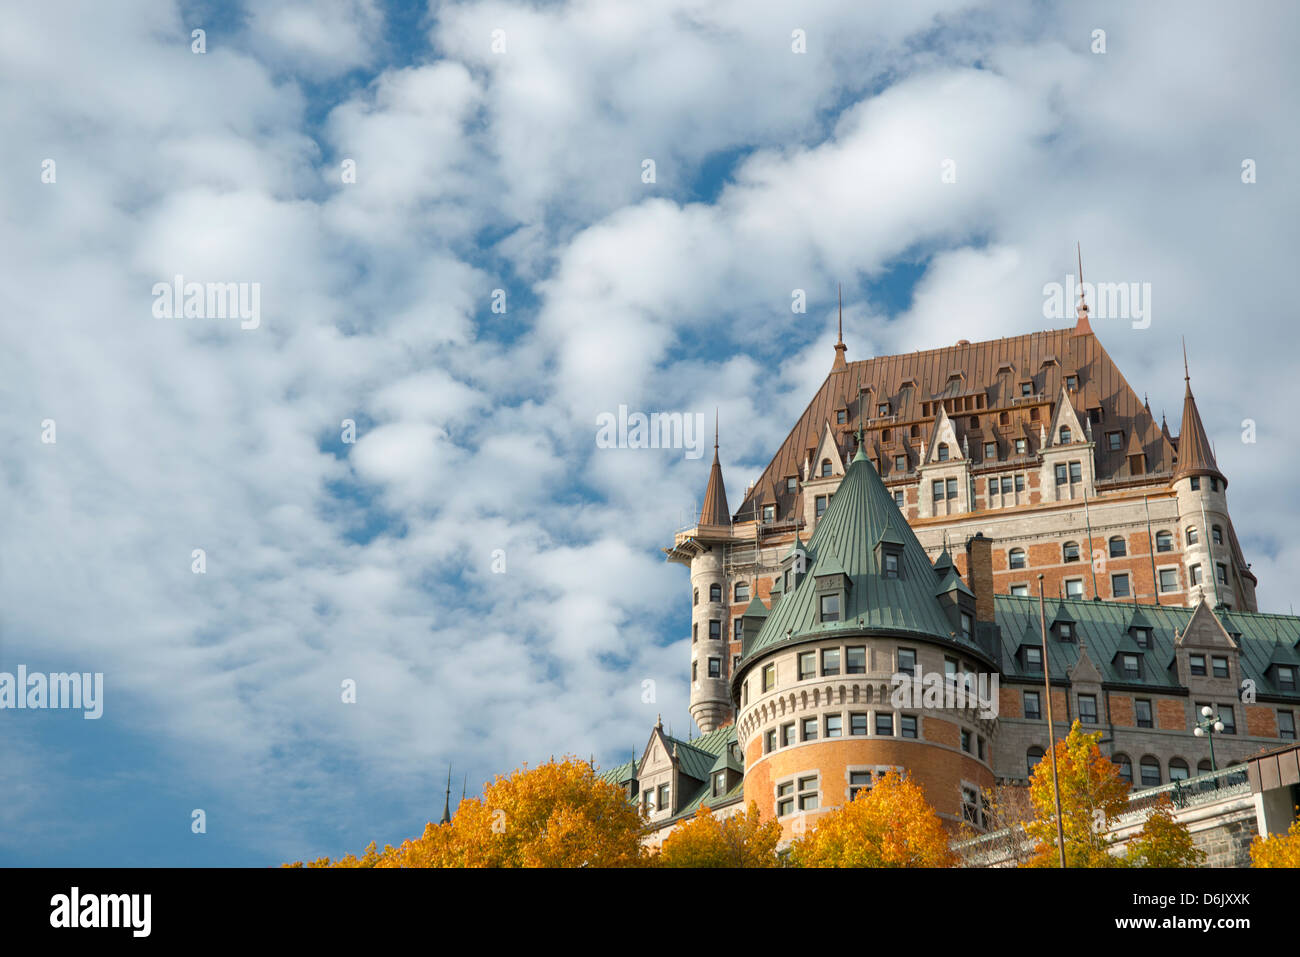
{"left": 743, "top": 450, "right": 976, "bottom": 659}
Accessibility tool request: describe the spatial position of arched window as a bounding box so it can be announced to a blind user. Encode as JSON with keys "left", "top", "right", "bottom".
{"left": 1027, "top": 746, "right": 1045, "bottom": 777}
{"left": 821, "top": 459, "right": 832, "bottom": 477}
{"left": 1212, "top": 525, "right": 1223, "bottom": 545}
{"left": 1059, "top": 426, "right": 1071, "bottom": 444}
{"left": 1139, "top": 756, "right": 1161, "bottom": 787}
{"left": 1186, "top": 526, "right": 1198, "bottom": 545}
{"left": 1114, "top": 753, "right": 1133, "bottom": 784}
{"left": 734, "top": 581, "right": 750, "bottom": 602}
{"left": 937, "top": 443, "right": 950, "bottom": 461}
{"left": 693, "top": 588, "right": 698, "bottom": 606}
{"left": 709, "top": 583, "right": 721, "bottom": 603}
{"left": 1155, "top": 530, "right": 1173, "bottom": 553}
{"left": 1109, "top": 536, "right": 1126, "bottom": 557}
{"left": 1008, "top": 548, "right": 1027, "bottom": 569}
{"left": 1063, "top": 541, "right": 1080, "bottom": 563}
{"left": 1169, "top": 758, "right": 1190, "bottom": 781}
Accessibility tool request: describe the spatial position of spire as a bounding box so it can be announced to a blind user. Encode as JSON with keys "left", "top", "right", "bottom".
{"left": 832, "top": 284, "right": 848, "bottom": 371}
{"left": 440, "top": 767, "right": 452, "bottom": 825}
{"left": 1172, "top": 343, "right": 1226, "bottom": 487}
{"left": 1073, "top": 242, "right": 1094, "bottom": 336}
{"left": 697, "top": 410, "right": 731, "bottom": 527}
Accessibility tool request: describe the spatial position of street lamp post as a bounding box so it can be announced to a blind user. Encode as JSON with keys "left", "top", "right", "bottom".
{"left": 1193, "top": 705, "right": 1225, "bottom": 772}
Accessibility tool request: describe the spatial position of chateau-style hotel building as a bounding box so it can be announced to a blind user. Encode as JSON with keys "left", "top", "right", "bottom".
{"left": 601, "top": 288, "right": 1300, "bottom": 844}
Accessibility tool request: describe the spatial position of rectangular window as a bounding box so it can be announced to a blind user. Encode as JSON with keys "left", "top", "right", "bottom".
{"left": 1015, "top": 438, "right": 1027, "bottom": 455}
{"left": 819, "top": 593, "right": 840, "bottom": 622}
{"left": 850, "top": 713, "right": 868, "bottom": 736}
{"left": 709, "top": 619, "right": 721, "bottom": 640}
{"left": 962, "top": 786, "right": 980, "bottom": 825}
{"left": 932, "top": 479, "right": 945, "bottom": 501}
{"left": 875, "top": 713, "right": 894, "bottom": 736}
{"left": 1001, "top": 475, "right": 1013, "bottom": 494}
{"left": 787, "top": 476, "right": 798, "bottom": 493}
{"left": 780, "top": 722, "right": 796, "bottom": 747}
{"left": 988, "top": 478, "right": 998, "bottom": 497}
{"left": 708, "top": 658, "right": 721, "bottom": 678}
{"left": 1191, "top": 477, "right": 1200, "bottom": 491}
{"left": 822, "top": 648, "right": 841, "bottom": 676}
{"left": 762, "top": 663, "right": 775, "bottom": 692}
{"left": 1011, "top": 584, "right": 1029, "bottom": 596}
{"left": 798, "top": 776, "right": 819, "bottom": 811}
{"left": 1025, "top": 647, "right": 1043, "bottom": 673}
{"left": 1078, "top": 694, "right": 1098, "bottom": 724}
{"left": 801, "top": 717, "right": 818, "bottom": 741}
{"left": 1219, "top": 705, "right": 1236, "bottom": 735}
{"left": 1159, "top": 568, "right": 1178, "bottom": 592}
{"left": 825, "top": 714, "right": 843, "bottom": 738}
{"left": 734, "top": 618, "right": 743, "bottom": 641}
{"left": 961, "top": 612, "right": 973, "bottom": 640}
{"left": 1023, "top": 691, "right": 1041, "bottom": 720}
{"left": 1112, "top": 573, "right": 1130, "bottom": 598}
{"left": 836, "top": 410, "right": 847, "bottom": 425}
{"left": 1212, "top": 656, "right": 1229, "bottom": 679}
{"left": 883, "top": 552, "right": 899, "bottom": 578}
{"left": 762, "top": 505, "right": 775, "bottom": 522}
{"left": 848, "top": 771, "right": 873, "bottom": 801}
{"left": 798, "top": 651, "right": 816, "bottom": 680}
{"left": 984, "top": 442, "right": 996, "bottom": 459}
{"left": 776, "top": 781, "right": 794, "bottom": 817}
{"left": 1069, "top": 461, "right": 1082, "bottom": 484}
{"left": 944, "top": 657, "right": 958, "bottom": 678}
{"left": 1135, "top": 699, "right": 1153, "bottom": 728}
{"left": 1107, "top": 431, "right": 1123, "bottom": 450}
{"left": 764, "top": 729, "right": 776, "bottom": 753}
{"left": 977, "top": 736, "right": 986, "bottom": 760}
{"left": 1122, "top": 654, "right": 1140, "bottom": 679}
{"left": 1277, "top": 666, "right": 1296, "bottom": 692}
{"left": 893, "top": 490, "right": 904, "bottom": 508}
{"left": 901, "top": 715, "right": 917, "bottom": 738}
{"left": 1021, "top": 382, "right": 1033, "bottom": 397}
{"left": 897, "top": 648, "right": 916, "bottom": 677}
{"left": 946, "top": 477, "right": 957, "bottom": 500}
{"left": 658, "top": 784, "right": 670, "bottom": 813}
{"left": 846, "top": 646, "right": 866, "bottom": 674}
{"left": 1065, "top": 579, "right": 1084, "bottom": 599}
{"left": 1190, "top": 654, "right": 1206, "bottom": 677}
{"left": 1190, "top": 564, "right": 1203, "bottom": 585}
{"left": 1279, "top": 710, "right": 1296, "bottom": 740}
{"left": 815, "top": 495, "right": 828, "bottom": 518}
{"left": 894, "top": 455, "right": 906, "bottom": 471}
{"left": 961, "top": 728, "right": 972, "bottom": 753}
{"left": 1216, "top": 563, "right": 1228, "bottom": 586}
{"left": 1055, "top": 463, "right": 1068, "bottom": 486}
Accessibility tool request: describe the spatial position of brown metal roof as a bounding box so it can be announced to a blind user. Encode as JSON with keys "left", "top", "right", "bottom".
{"left": 1172, "top": 378, "right": 1225, "bottom": 486}
{"left": 737, "top": 326, "right": 1177, "bottom": 518}
{"left": 698, "top": 433, "right": 731, "bottom": 527}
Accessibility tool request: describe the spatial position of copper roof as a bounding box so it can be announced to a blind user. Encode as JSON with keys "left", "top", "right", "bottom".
{"left": 737, "top": 326, "right": 1177, "bottom": 518}
{"left": 1172, "top": 376, "right": 1225, "bottom": 486}
{"left": 698, "top": 422, "right": 731, "bottom": 527}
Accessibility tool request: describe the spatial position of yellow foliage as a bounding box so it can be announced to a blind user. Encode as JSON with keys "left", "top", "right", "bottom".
{"left": 285, "top": 756, "right": 647, "bottom": 868}
{"left": 787, "top": 770, "right": 956, "bottom": 868}
{"left": 1025, "top": 721, "right": 1129, "bottom": 868}
{"left": 1250, "top": 817, "right": 1300, "bottom": 868}
{"left": 653, "top": 802, "right": 781, "bottom": 868}
{"left": 1123, "top": 798, "right": 1205, "bottom": 868}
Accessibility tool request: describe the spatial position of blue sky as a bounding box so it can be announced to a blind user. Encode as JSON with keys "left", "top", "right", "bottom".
{"left": 2, "top": 0, "right": 1298, "bottom": 866}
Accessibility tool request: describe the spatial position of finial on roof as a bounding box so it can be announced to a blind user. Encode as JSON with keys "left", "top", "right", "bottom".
{"left": 1073, "top": 242, "right": 1093, "bottom": 335}
{"left": 832, "top": 285, "right": 849, "bottom": 370}
{"left": 440, "top": 766, "right": 453, "bottom": 825}
{"left": 1183, "top": 337, "right": 1190, "bottom": 384}
{"left": 656, "top": 713, "right": 663, "bottom": 730}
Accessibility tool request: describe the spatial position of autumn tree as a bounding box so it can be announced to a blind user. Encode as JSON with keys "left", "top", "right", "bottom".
{"left": 1123, "top": 799, "right": 1205, "bottom": 868}
{"left": 955, "top": 782, "right": 1036, "bottom": 867}
{"left": 385, "top": 756, "right": 646, "bottom": 868}
{"left": 788, "top": 770, "right": 956, "bottom": 868}
{"left": 285, "top": 756, "right": 647, "bottom": 868}
{"left": 1250, "top": 817, "right": 1300, "bottom": 868}
{"left": 653, "top": 802, "right": 781, "bottom": 868}
{"left": 1025, "top": 721, "right": 1130, "bottom": 868}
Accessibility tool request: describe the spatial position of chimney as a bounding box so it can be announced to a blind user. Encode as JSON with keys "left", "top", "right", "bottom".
{"left": 965, "top": 532, "right": 995, "bottom": 624}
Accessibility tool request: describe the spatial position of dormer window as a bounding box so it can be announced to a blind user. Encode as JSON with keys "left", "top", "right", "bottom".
{"left": 1023, "top": 646, "right": 1043, "bottom": 673}
{"left": 984, "top": 441, "right": 996, "bottom": 460}
{"left": 1021, "top": 381, "right": 1033, "bottom": 397}
{"left": 938, "top": 444, "right": 950, "bottom": 461}
{"left": 1107, "top": 431, "right": 1123, "bottom": 451}
{"left": 1133, "top": 627, "right": 1151, "bottom": 648}
{"left": 819, "top": 593, "right": 840, "bottom": 622}
{"left": 1121, "top": 654, "right": 1141, "bottom": 679}
{"left": 883, "top": 552, "right": 899, "bottom": 579}
{"left": 878, "top": 403, "right": 889, "bottom": 416}
{"left": 1057, "top": 621, "right": 1074, "bottom": 641}
{"left": 960, "top": 612, "right": 973, "bottom": 640}
{"left": 1277, "top": 666, "right": 1297, "bottom": 691}
{"left": 786, "top": 476, "right": 798, "bottom": 493}
{"left": 762, "top": 504, "right": 775, "bottom": 522}
{"left": 821, "top": 459, "right": 832, "bottom": 478}
{"left": 1059, "top": 426, "right": 1072, "bottom": 444}
{"left": 1065, "top": 374, "right": 1079, "bottom": 390}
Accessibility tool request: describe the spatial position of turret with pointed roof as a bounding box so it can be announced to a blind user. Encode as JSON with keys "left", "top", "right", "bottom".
{"left": 1172, "top": 343, "right": 1226, "bottom": 487}
{"left": 698, "top": 411, "right": 731, "bottom": 527}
